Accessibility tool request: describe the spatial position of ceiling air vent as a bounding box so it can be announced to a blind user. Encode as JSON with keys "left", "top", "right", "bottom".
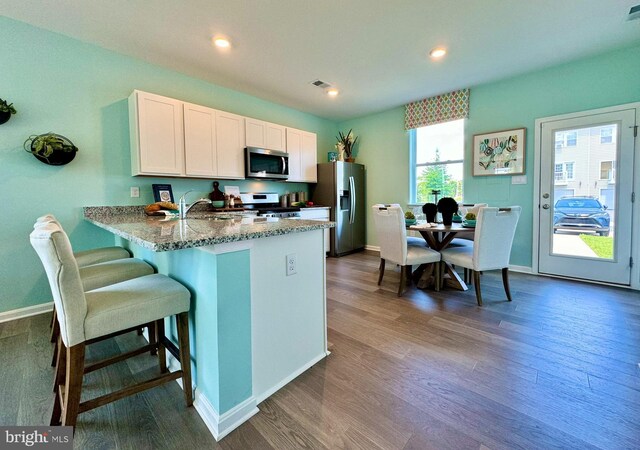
{"left": 310, "top": 79, "right": 331, "bottom": 89}
{"left": 628, "top": 4, "right": 640, "bottom": 20}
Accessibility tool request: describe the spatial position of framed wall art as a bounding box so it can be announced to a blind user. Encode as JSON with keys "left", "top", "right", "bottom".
{"left": 472, "top": 127, "right": 526, "bottom": 176}
{"left": 152, "top": 184, "right": 174, "bottom": 203}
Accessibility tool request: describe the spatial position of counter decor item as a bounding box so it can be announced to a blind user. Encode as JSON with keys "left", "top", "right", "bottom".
{"left": 209, "top": 181, "right": 225, "bottom": 208}
{"left": 437, "top": 197, "right": 459, "bottom": 226}
{"left": 335, "top": 129, "right": 358, "bottom": 163}
{"left": 144, "top": 201, "right": 179, "bottom": 216}
{"left": 152, "top": 184, "right": 174, "bottom": 203}
{"left": 24, "top": 133, "right": 78, "bottom": 165}
{"left": 0, "top": 98, "right": 17, "bottom": 125}
{"left": 328, "top": 151, "right": 338, "bottom": 162}
{"left": 404, "top": 210, "right": 417, "bottom": 225}
{"left": 473, "top": 127, "right": 526, "bottom": 176}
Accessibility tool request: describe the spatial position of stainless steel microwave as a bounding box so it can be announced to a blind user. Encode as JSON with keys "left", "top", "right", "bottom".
{"left": 245, "top": 147, "right": 289, "bottom": 180}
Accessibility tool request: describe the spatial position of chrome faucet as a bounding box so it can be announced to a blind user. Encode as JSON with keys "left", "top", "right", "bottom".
{"left": 179, "top": 190, "right": 212, "bottom": 219}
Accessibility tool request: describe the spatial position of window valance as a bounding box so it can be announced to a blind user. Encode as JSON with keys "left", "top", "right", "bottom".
{"left": 404, "top": 89, "right": 470, "bottom": 130}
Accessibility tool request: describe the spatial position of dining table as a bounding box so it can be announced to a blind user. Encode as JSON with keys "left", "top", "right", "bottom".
{"left": 408, "top": 222, "right": 476, "bottom": 291}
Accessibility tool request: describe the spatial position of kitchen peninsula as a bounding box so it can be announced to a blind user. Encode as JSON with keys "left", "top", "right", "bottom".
{"left": 84, "top": 206, "right": 334, "bottom": 440}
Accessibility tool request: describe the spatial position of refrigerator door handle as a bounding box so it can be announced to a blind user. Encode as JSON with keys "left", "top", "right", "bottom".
{"left": 349, "top": 176, "right": 356, "bottom": 224}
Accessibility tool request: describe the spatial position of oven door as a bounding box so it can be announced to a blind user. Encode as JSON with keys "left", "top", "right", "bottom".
{"left": 245, "top": 147, "right": 289, "bottom": 179}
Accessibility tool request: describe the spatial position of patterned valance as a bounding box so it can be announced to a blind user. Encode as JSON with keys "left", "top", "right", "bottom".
{"left": 404, "top": 89, "right": 470, "bottom": 130}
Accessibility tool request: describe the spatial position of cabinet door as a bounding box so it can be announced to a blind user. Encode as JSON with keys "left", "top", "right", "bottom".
{"left": 301, "top": 132, "right": 318, "bottom": 182}
{"left": 245, "top": 118, "right": 266, "bottom": 148}
{"left": 132, "top": 91, "right": 184, "bottom": 176}
{"left": 216, "top": 110, "right": 246, "bottom": 179}
{"left": 286, "top": 127, "right": 302, "bottom": 181}
{"left": 265, "top": 122, "right": 286, "bottom": 151}
{"left": 184, "top": 102, "right": 216, "bottom": 177}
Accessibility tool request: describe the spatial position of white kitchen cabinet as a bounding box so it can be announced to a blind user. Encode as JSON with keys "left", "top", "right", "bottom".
{"left": 245, "top": 117, "right": 286, "bottom": 151}
{"left": 215, "top": 110, "right": 246, "bottom": 179}
{"left": 286, "top": 127, "right": 317, "bottom": 182}
{"left": 299, "top": 208, "right": 330, "bottom": 253}
{"left": 184, "top": 102, "right": 217, "bottom": 177}
{"left": 130, "top": 90, "right": 185, "bottom": 176}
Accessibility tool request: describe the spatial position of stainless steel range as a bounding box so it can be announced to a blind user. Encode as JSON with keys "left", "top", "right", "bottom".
{"left": 240, "top": 193, "right": 301, "bottom": 218}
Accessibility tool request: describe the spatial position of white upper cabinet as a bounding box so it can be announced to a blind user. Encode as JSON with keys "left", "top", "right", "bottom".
{"left": 286, "top": 128, "right": 302, "bottom": 181}
{"left": 215, "top": 110, "right": 246, "bottom": 179}
{"left": 184, "top": 102, "right": 217, "bottom": 177}
{"left": 246, "top": 118, "right": 286, "bottom": 151}
{"left": 130, "top": 91, "right": 185, "bottom": 176}
{"left": 286, "top": 127, "right": 317, "bottom": 182}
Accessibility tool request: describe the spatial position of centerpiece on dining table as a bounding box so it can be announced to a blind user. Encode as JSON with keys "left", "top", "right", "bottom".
{"left": 437, "top": 197, "right": 459, "bottom": 226}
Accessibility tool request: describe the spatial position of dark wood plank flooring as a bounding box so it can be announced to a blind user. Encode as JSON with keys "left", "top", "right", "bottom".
{"left": 2, "top": 251, "right": 639, "bottom": 449}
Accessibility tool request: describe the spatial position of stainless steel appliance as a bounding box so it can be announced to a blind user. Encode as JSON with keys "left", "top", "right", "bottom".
{"left": 313, "top": 162, "right": 365, "bottom": 256}
{"left": 245, "top": 147, "right": 289, "bottom": 180}
{"left": 240, "top": 192, "right": 301, "bottom": 218}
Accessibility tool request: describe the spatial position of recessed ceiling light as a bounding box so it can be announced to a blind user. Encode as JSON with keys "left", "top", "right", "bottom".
{"left": 429, "top": 47, "right": 447, "bottom": 59}
{"left": 326, "top": 88, "right": 340, "bottom": 97}
{"left": 213, "top": 36, "right": 231, "bottom": 48}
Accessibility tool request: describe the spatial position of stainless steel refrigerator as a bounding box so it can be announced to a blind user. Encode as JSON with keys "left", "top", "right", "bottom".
{"left": 313, "top": 162, "right": 366, "bottom": 257}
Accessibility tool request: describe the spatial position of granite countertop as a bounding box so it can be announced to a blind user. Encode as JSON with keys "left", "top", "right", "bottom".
{"left": 84, "top": 206, "right": 335, "bottom": 252}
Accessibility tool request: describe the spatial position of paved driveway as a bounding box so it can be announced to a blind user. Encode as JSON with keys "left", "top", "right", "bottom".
{"left": 552, "top": 233, "right": 597, "bottom": 257}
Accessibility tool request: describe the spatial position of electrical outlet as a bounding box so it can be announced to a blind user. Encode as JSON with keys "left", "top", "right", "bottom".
{"left": 511, "top": 175, "right": 527, "bottom": 185}
{"left": 286, "top": 253, "right": 297, "bottom": 276}
{"left": 130, "top": 187, "right": 140, "bottom": 198}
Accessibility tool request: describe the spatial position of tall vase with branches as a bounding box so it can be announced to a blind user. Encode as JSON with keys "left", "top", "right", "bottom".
{"left": 336, "top": 129, "right": 358, "bottom": 162}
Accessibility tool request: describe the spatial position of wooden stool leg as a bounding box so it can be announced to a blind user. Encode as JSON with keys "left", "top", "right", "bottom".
{"left": 156, "top": 319, "right": 167, "bottom": 374}
{"left": 53, "top": 336, "right": 66, "bottom": 393}
{"left": 473, "top": 270, "right": 483, "bottom": 306}
{"left": 148, "top": 321, "right": 157, "bottom": 356}
{"left": 377, "top": 258, "right": 385, "bottom": 285}
{"left": 50, "top": 313, "right": 59, "bottom": 344}
{"left": 397, "top": 266, "right": 407, "bottom": 297}
{"left": 61, "top": 343, "right": 85, "bottom": 427}
{"left": 51, "top": 326, "right": 59, "bottom": 367}
{"left": 176, "top": 312, "right": 193, "bottom": 407}
{"left": 502, "top": 267, "right": 512, "bottom": 301}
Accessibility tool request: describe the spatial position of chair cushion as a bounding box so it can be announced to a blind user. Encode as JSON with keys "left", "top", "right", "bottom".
{"left": 84, "top": 274, "right": 190, "bottom": 342}
{"left": 406, "top": 236, "right": 425, "bottom": 247}
{"left": 440, "top": 246, "right": 473, "bottom": 269}
{"left": 74, "top": 247, "right": 131, "bottom": 267}
{"left": 406, "top": 246, "right": 441, "bottom": 265}
{"left": 79, "top": 258, "right": 155, "bottom": 291}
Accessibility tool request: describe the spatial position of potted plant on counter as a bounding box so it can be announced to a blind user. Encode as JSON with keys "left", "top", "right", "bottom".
{"left": 437, "top": 197, "right": 459, "bottom": 226}
{"left": 24, "top": 133, "right": 78, "bottom": 165}
{"left": 0, "top": 98, "right": 17, "bottom": 125}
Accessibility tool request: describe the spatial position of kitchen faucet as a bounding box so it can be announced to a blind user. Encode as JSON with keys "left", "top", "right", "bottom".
{"left": 179, "top": 190, "right": 212, "bottom": 219}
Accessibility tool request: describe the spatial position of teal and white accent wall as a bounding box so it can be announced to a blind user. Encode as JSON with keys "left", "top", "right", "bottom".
{"left": 0, "top": 17, "right": 337, "bottom": 314}
{"left": 338, "top": 43, "right": 640, "bottom": 268}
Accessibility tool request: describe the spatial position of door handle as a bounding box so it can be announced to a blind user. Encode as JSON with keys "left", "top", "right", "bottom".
{"left": 542, "top": 204, "right": 550, "bottom": 209}
{"left": 281, "top": 157, "right": 287, "bottom": 175}
{"left": 542, "top": 193, "right": 550, "bottom": 199}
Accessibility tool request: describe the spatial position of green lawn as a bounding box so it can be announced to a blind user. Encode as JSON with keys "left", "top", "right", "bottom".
{"left": 580, "top": 234, "right": 613, "bottom": 259}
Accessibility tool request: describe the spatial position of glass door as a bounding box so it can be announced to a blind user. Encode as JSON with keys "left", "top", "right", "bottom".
{"left": 538, "top": 108, "right": 636, "bottom": 284}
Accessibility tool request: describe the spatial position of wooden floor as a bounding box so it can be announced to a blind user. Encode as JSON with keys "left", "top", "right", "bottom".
{"left": 2, "top": 251, "right": 640, "bottom": 449}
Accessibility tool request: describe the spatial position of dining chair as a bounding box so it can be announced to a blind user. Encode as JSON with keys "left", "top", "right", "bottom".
{"left": 439, "top": 207, "right": 521, "bottom": 305}
{"left": 30, "top": 222, "right": 193, "bottom": 428}
{"left": 372, "top": 204, "right": 441, "bottom": 296}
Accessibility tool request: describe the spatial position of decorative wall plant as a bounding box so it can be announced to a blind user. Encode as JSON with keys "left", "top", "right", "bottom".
{"left": 24, "top": 133, "right": 78, "bottom": 166}
{"left": 0, "top": 97, "right": 17, "bottom": 125}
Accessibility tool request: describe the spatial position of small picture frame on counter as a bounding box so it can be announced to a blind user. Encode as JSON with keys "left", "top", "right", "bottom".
{"left": 328, "top": 151, "right": 338, "bottom": 162}
{"left": 152, "top": 184, "right": 174, "bottom": 203}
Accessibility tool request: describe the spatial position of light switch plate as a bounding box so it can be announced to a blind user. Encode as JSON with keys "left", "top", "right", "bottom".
{"left": 286, "top": 253, "right": 297, "bottom": 276}
{"left": 511, "top": 175, "right": 527, "bottom": 185}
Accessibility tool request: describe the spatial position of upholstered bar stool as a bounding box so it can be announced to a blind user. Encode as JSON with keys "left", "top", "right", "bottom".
{"left": 30, "top": 222, "right": 193, "bottom": 428}
{"left": 33, "top": 219, "right": 155, "bottom": 367}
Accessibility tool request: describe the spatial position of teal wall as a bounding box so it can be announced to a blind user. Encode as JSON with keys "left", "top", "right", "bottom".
{"left": 339, "top": 43, "right": 640, "bottom": 267}
{"left": 0, "top": 17, "right": 336, "bottom": 313}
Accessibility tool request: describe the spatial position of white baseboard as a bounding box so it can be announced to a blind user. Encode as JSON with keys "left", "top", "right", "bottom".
{"left": 194, "top": 391, "right": 259, "bottom": 441}
{"left": 0, "top": 302, "right": 53, "bottom": 324}
{"left": 365, "top": 245, "right": 380, "bottom": 252}
{"left": 509, "top": 265, "right": 533, "bottom": 274}
{"left": 255, "top": 351, "right": 329, "bottom": 404}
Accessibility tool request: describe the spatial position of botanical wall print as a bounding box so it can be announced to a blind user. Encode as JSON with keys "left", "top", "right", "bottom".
{"left": 472, "top": 127, "right": 526, "bottom": 176}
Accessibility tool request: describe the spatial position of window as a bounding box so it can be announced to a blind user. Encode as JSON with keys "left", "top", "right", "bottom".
{"left": 554, "top": 163, "right": 564, "bottom": 182}
{"left": 410, "top": 119, "right": 464, "bottom": 203}
{"left": 554, "top": 162, "right": 574, "bottom": 183}
{"left": 565, "top": 162, "right": 574, "bottom": 180}
{"left": 600, "top": 161, "right": 614, "bottom": 181}
{"left": 600, "top": 127, "right": 613, "bottom": 144}
{"left": 555, "top": 132, "right": 564, "bottom": 149}
{"left": 565, "top": 131, "right": 577, "bottom": 146}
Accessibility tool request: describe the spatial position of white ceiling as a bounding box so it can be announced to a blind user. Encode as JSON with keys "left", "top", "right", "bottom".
{"left": 2, "top": 1, "right": 640, "bottom": 121}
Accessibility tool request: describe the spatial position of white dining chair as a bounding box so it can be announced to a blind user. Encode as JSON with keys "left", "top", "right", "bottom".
{"left": 371, "top": 204, "right": 441, "bottom": 296}
{"left": 440, "top": 206, "right": 521, "bottom": 305}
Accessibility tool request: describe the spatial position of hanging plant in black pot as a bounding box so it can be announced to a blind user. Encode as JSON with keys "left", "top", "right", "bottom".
{"left": 24, "top": 133, "right": 78, "bottom": 166}
{"left": 0, "top": 98, "right": 17, "bottom": 125}
{"left": 437, "top": 197, "right": 459, "bottom": 226}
